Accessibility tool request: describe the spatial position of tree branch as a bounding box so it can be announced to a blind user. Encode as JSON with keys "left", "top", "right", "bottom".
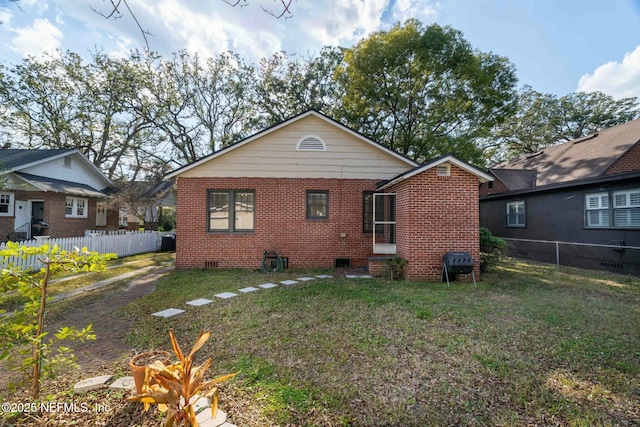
{"left": 90, "top": 0, "right": 152, "bottom": 53}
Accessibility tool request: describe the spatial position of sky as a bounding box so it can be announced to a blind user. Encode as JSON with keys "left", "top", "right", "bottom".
{"left": 0, "top": 0, "right": 639, "bottom": 100}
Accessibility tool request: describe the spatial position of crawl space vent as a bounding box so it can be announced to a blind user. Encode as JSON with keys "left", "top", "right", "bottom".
{"left": 297, "top": 136, "right": 326, "bottom": 151}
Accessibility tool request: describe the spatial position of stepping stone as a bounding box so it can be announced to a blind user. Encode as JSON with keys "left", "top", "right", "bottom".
{"left": 297, "top": 277, "right": 315, "bottom": 281}
{"left": 152, "top": 308, "right": 185, "bottom": 318}
{"left": 109, "top": 376, "right": 135, "bottom": 391}
{"left": 316, "top": 274, "right": 333, "bottom": 279}
{"left": 74, "top": 374, "right": 112, "bottom": 394}
{"left": 187, "top": 298, "right": 214, "bottom": 306}
{"left": 346, "top": 275, "right": 373, "bottom": 279}
{"left": 214, "top": 292, "right": 238, "bottom": 299}
{"left": 238, "top": 287, "right": 259, "bottom": 293}
{"left": 280, "top": 280, "right": 298, "bottom": 286}
{"left": 194, "top": 395, "right": 227, "bottom": 426}
{"left": 259, "top": 283, "right": 278, "bottom": 289}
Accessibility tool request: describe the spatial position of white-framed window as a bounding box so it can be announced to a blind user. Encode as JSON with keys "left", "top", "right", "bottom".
{"left": 65, "top": 197, "right": 88, "bottom": 218}
{"left": 506, "top": 200, "right": 525, "bottom": 227}
{"left": 585, "top": 192, "right": 610, "bottom": 227}
{"left": 613, "top": 189, "right": 640, "bottom": 227}
{"left": 0, "top": 192, "right": 14, "bottom": 216}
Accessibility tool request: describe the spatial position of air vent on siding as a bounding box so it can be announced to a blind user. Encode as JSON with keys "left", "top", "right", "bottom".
{"left": 296, "top": 135, "right": 327, "bottom": 151}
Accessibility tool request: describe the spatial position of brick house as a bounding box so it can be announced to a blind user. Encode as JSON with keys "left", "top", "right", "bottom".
{"left": 166, "top": 110, "right": 492, "bottom": 281}
{"left": 0, "top": 149, "right": 116, "bottom": 241}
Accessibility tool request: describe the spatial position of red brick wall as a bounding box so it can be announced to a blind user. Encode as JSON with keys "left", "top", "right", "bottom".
{"left": 479, "top": 177, "right": 509, "bottom": 196}
{"left": 0, "top": 190, "right": 100, "bottom": 241}
{"left": 389, "top": 165, "right": 481, "bottom": 281}
{"left": 604, "top": 141, "right": 640, "bottom": 175}
{"left": 175, "top": 177, "right": 379, "bottom": 269}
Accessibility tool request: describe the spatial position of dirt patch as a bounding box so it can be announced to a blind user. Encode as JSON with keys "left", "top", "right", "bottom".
{"left": 0, "top": 268, "right": 171, "bottom": 388}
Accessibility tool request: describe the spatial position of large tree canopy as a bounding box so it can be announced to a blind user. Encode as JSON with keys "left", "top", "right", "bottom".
{"left": 488, "top": 86, "right": 640, "bottom": 162}
{"left": 337, "top": 19, "right": 518, "bottom": 165}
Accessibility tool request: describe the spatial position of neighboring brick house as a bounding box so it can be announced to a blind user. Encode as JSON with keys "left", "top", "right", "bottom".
{"left": 0, "top": 149, "right": 116, "bottom": 241}
{"left": 166, "top": 110, "right": 492, "bottom": 281}
{"left": 480, "top": 118, "right": 640, "bottom": 247}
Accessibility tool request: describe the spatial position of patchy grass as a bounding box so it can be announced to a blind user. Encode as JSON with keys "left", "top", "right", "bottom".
{"left": 2, "top": 259, "right": 639, "bottom": 426}
{"left": 120, "top": 261, "right": 639, "bottom": 426}
{"left": 0, "top": 252, "right": 174, "bottom": 311}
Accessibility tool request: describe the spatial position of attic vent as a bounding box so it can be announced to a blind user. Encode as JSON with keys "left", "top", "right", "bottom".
{"left": 437, "top": 164, "right": 450, "bottom": 176}
{"left": 296, "top": 135, "right": 326, "bottom": 151}
{"left": 63, "top": 156, "right": 72, "bottom": 168}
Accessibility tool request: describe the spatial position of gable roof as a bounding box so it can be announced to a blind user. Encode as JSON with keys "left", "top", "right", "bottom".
{"left": 165, "top": 110, "right": 418, "bottom": 179}
{"left": 0, "top": 148, "right": 113, "bottom": 193}
{"left": 377, "top": 154, "right": 493, "bottom": 190}
{"left": 492, "top": 118, "right": 640, "bottom": 187}
{"left": 490, "top": 169, "right": 537, "bottom": 191}
{"left": 1, "top": 149, "right": 77, "bottom": 170}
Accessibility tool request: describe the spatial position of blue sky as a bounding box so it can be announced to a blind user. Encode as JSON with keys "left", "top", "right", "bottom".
{"left": 0, "top": 0, "right": 639, "bottom": 100}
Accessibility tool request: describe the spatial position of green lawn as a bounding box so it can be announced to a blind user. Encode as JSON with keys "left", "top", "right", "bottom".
{"left": 121, "top": 260, "right": 640, "bottom": 426}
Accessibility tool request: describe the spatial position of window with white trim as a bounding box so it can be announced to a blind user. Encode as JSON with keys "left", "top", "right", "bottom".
{"left": 65, "top": 197, "right": 88, "bottom": 218}
{"left": 613, "top": 189, "right": 640, "bottom": 227}
{"left": 0, "top": 192, "right": 13, "bottom": 216}
{"left": 585, "top": 192, "right": 610, "bottom": 227}
{"left": 506, "top": 200, "right": 525, "bottom": 227}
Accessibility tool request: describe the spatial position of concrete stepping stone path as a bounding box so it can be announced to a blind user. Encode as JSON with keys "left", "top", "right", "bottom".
{"left": 280, "top": 280, "right": 298, "bottom": 285}
{"left": 187, "top": 298, "right": 214, "bottom": 306}
{"left": 238, "top": 287, "right": 259, "bottom": 293}
{"left": 152, "top": 308, "right": 186, "bottom": 318}
{"left": 214, "top": 292, "right": 238, "bottom": 299}
{"left": 259, "top": 283, "right": 278, "bottom": 289}
{"left": 297, "top": 277, "right": 315, "bottom": 281}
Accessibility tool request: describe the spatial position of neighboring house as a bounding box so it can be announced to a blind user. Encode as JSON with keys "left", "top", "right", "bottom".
{"left": 0, "top": 149, "right": 115, "bottom": 241}
{"left": 479, "top": 118, "right": 640, "bottom": 247}
{"left": 112, "top": 180, "right": 176, "bottom": 230}
{"left": 166, "top": 110, "right": 492, "bottom": 281}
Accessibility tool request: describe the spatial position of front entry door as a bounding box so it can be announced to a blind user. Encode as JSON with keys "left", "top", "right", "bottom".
{"left": 13, "top": 201, "right": 30, "bottom": 239}
{"left": 30, "top": 201, "right": 46, "bottom": 237}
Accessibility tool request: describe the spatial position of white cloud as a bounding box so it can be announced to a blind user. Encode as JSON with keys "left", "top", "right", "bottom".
{"left": 10, "top": 18, "right": 63, "bottom": 58}
{"left": 0, "top": 6, "right": 12, "bottom": 25}
{"left": 577, "top": 45, "right": 640, "bottom": 100}
{"left": 299, "top": 0, "right": 389, "bottom": 48}
{"left": 391, "top": 0, "right": 440, "bottom": 24}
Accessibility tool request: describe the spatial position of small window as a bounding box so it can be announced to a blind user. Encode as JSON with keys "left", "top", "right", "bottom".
{"left": 307, "top": 191, "right": 328, "bottom": 219}
{"left": 0, "top": 192, "right": 13, "bottom": 216}
{"left": 65, "top": 197, "right": 88, "bottom": 218}
{"left": 437, "top": 164, "right": 450, "bottom": 176}
{"left": 585, "top": 192, "right": 610, "bottom": 227}
{"left": 208, "top": 190, "right": 254, "bottom": 232}
{"left": 296, "top": 135, "right": 327, "bottom": 151}
{"left": 612, "top": 189, "right": 640, "bottom": 227}
{"left": 506, "top": 201, "right": 525, "bottom": 227}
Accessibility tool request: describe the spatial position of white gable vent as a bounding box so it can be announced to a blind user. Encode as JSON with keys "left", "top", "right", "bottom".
{"left": 296, "top": 135, "right": 326, "bottom": 151}
{"left": 437, "top": 163, "right": 451, "bottom": 176}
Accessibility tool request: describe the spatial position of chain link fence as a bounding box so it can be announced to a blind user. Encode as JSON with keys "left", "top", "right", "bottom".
{"left": 503, "top": 238, "right": 640, "bottom": 276}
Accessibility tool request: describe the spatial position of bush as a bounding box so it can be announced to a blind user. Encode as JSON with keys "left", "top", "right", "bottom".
{"left": 479, "top": 227, "right": 507, "bottom": 272}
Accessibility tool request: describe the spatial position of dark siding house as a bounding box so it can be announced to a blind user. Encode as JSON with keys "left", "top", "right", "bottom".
{"left": 479, "top": 119, "right": 640, "bottom": 273}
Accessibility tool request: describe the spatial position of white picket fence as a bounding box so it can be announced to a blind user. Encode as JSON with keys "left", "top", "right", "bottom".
{"left": 0, "top": 231, "right": 164, "bottom": 270}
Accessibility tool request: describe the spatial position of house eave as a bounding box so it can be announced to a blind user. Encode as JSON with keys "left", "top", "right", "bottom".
{"left": 378, "top": 154, "right": 493, "bottom": 190}
{"left": 480, "top": 170, "right": 640, "bottom": 200}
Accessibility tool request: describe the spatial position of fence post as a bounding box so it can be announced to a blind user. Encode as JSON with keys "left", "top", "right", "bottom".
{"left": 555, "top": 241, "right": 560, "bottom": 270}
